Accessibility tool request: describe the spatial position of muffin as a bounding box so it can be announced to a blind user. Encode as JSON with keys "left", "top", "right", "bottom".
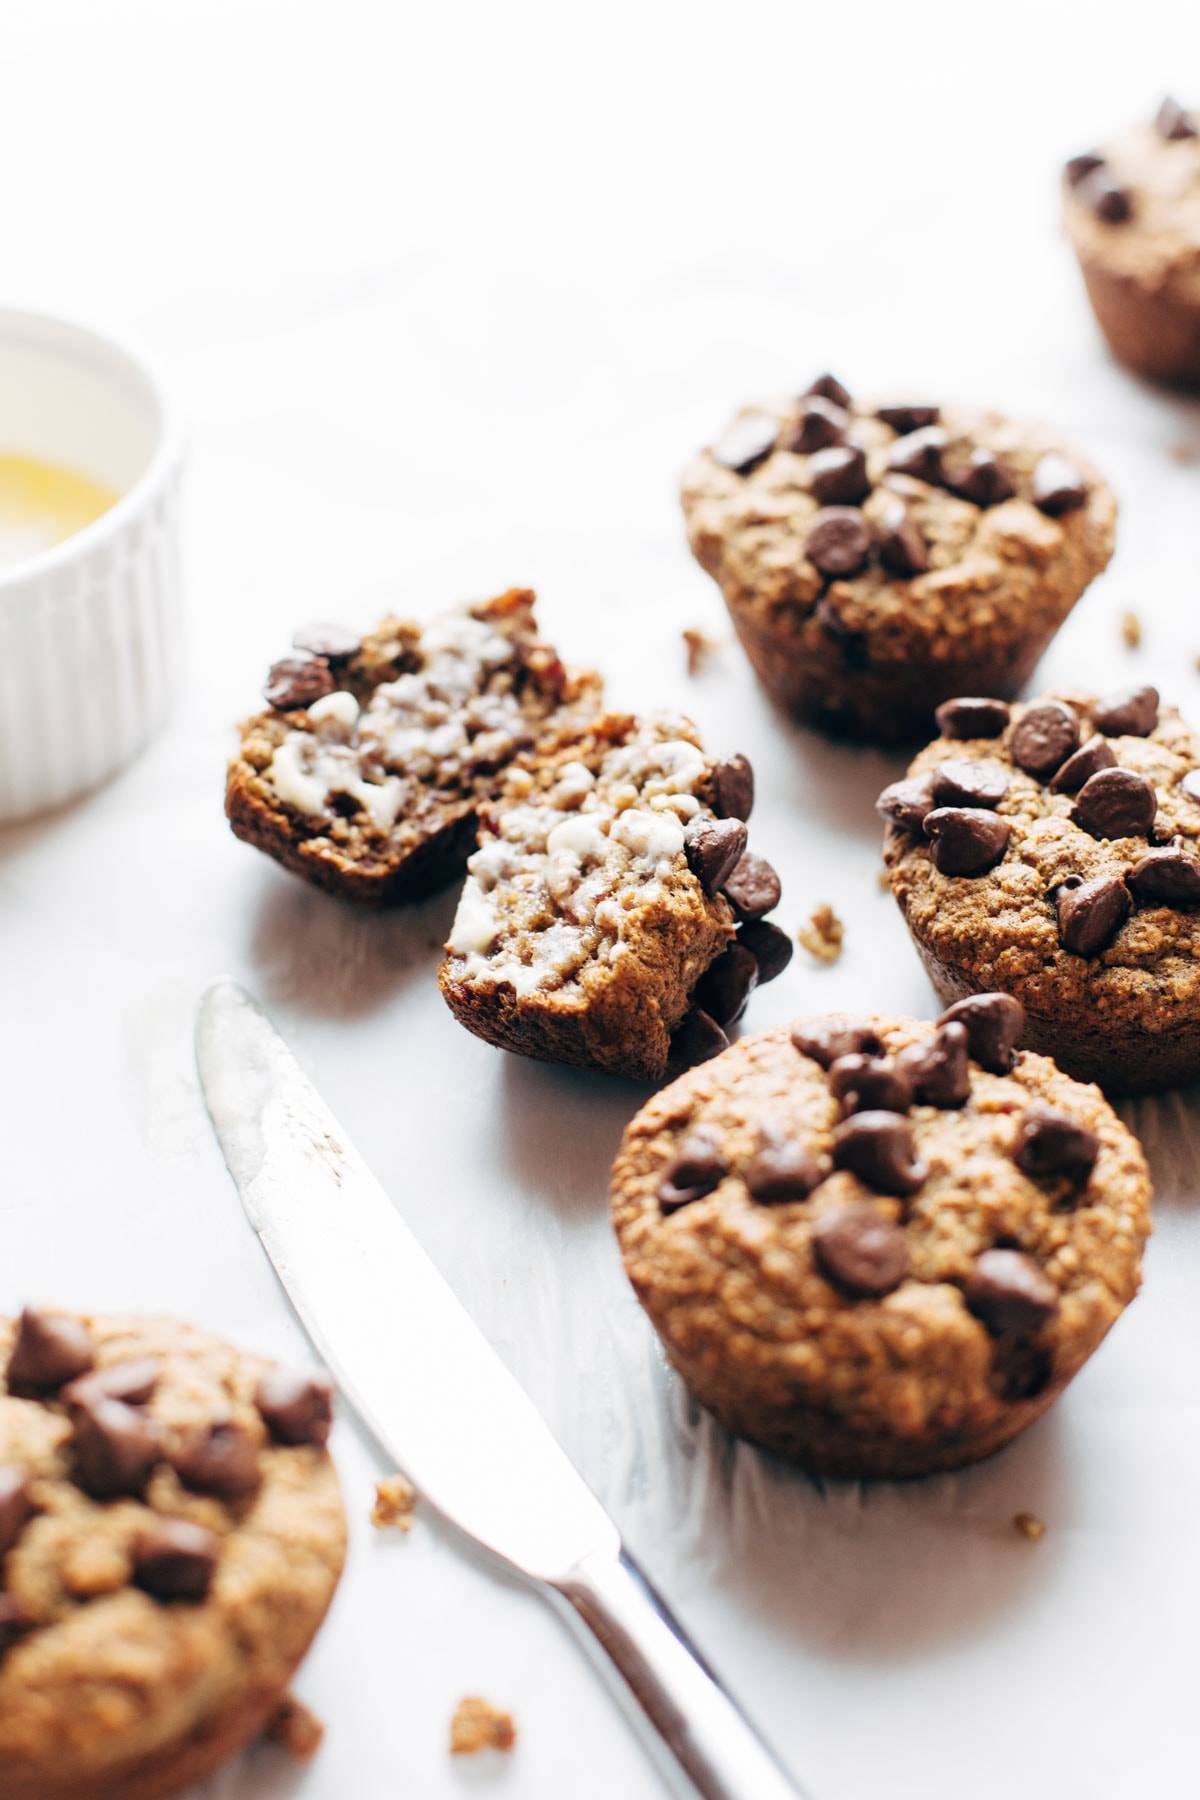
{"left": 611, "top": 1005, "right": 1150, "bottom": 1478}
{"left": 0, "top": 1310, "right": 346, "bottom": 1800}
{"left": 1063, "top": 96, "right": 1200, "bottom": 389}
{"left": 680, "top": 374, "right": 1116, "bottom": 742}
{"left": 880, "top": 685, "right": 1200, "bottom": 1092}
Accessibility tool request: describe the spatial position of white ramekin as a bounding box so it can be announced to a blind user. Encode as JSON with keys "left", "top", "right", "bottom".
{"left": 0, "top": 308, "right": 184, "bottom": 823}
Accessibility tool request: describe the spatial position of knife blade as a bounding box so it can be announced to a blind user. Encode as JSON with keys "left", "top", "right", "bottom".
{"left": 195, "top": 979, "right": 805, "bottom": 1800}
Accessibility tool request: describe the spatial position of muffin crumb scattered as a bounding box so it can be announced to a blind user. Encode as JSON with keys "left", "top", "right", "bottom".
{"left": 797, "top": 904, "right": 844, "bottom": 964}
{"left": 1119, "top": 609, "right": 1142, "bottom": 650}
{"left": 450, "top": 1695, "right": 516, "bottom": 1756}
{"left": 372, "top": 1473, "right": 417, "bottom": 1532}
{"left": 1170, "top": 439, "right": 1200, "bottom": 466}
{"left": 265, "top": 1695, "right": 325, "bottom": 1760}
{"left": 682, "top": 627, "right": 718, "bottom": 675}
{"left": 1011, "top": 1511, "right": 1047, "bottom": 1543}
{"left": 877, "top": 868, "right": 892, "bottom": 891}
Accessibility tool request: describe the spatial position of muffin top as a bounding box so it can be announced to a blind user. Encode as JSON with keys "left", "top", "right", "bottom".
{"left": 0, "top": 1312, "right": 345, "bottom": 1791}
{"left": 680, "top": 374, "right": 1115, "bottom": 650}
{"left": 611, "top": 1009, "right": 1150, "bottom": 1439}
{"left": 1063, "top": 97, "right": 1200, "bottom": 297}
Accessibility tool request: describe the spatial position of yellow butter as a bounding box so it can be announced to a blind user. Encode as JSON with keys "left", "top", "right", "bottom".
{"left": 0, "top": 454, "right": 119, "bottom": 571}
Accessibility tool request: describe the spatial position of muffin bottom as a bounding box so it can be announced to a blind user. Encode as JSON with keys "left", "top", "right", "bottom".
{"left": 1077, "top": 257, "right": 1200, "bottom": 391}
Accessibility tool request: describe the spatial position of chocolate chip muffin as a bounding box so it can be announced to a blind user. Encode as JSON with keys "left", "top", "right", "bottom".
{"left": 440, "top": 713, "right": 791, "bottom": 1081}
{"left": 0, "top": 1310, "right": 346, "bottom": 1800}
{"left": 227, "top": 588, "right": 601, "bottom": 904}
{"left": 1064, "top": 97, "right": 1200, "bottom": 388}
{"left": 880, "top": 686, "right": 1200, "bottom": 1091}
{"left": 680, "top": 374, "right": 1116, "bottom": 742}
{"left": 611, "top": 1004, "right": 1150, "bottom": 1478}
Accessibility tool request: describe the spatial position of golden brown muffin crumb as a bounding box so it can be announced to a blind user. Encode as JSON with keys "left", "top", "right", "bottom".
{"left": 1120, "top": 609, "right": 1143, "bottom": 649}
{"left": 265, "top": 1695, "right": 325, "bottom": 1760}
{"left": 450, "top": 1696, "right": 516, "bottom": 1756}
{"left": 682, "top": 627, "right": 718, "bottom": 675}
{"left": 371, "top": 1473, "right": 416, "bottom": 1532}
{"left": 1012, "top": 1511, "right": 1047, "bottom": 1542}
{"left": 797, "top": 903, "right": 844, "bottom": 964}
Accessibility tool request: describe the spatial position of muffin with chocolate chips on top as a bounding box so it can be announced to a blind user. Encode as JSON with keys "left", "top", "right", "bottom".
{"left": 680, "top": 374, "right": 1115, "bottom": 741}
{"left": 610, "top": 1004, "right": 1150, "bottom": 1478}
{"left": 881, "top": 684, "right": 1200, "bottom": 1091}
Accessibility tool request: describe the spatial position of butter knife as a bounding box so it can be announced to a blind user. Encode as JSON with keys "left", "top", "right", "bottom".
{"left": 195, "top": 979, "right": 804, "bottom": 1800}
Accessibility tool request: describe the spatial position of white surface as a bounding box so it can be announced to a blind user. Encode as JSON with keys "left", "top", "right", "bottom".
{"left": 2, "top": 4, "right": 1200, "bottom": 1796}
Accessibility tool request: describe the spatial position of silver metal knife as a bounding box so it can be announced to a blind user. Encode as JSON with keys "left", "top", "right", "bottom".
{"left": 195, "top": 979, "right": 805, "bottom": 1800}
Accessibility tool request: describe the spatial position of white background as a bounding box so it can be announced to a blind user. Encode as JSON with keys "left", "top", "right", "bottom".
{"left": 3, "top": 3, "right": 1200, "bottom": 1796}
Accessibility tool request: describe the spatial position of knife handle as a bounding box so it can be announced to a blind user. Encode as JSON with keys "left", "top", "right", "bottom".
{"left": 550, "top": 1547, "right": 807, "bottom": 1800}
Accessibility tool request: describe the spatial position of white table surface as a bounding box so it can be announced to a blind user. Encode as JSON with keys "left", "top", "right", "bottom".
{"left": 3, "top": 4, "right": 1200, "bottom": 1796}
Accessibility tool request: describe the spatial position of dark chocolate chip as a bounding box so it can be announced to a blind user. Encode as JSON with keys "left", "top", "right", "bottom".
{"left": 828, "top": 1054, "right": 912, "bottom": 1115}
{"left": 808, "top": 444, "right": 871, "bottom": 506}
{"left": 264, "top": 655, "right": 336, "bottom": 712}
{"left": 996, "top": 1340, "right": 1054, "bottom": 1402}
{"left": 722, "top": 853, "right": 782, "bottom": 921}
{"left": 876, "top": 773, "right": 936, "bottom": 834}
{"left": 886, "top": 425, "right": 946, "bottom": 483}
{"left": 684, "top": 816, "right": 749, "bottom": 895}
{"left": 791, "top": 1020, "right": 883, "bottom": 1068}
{"left": 924, "top": 807, "right": 1011, "bottom": 876}
{"left": 814, "top": 595, "right": 869, "bottom": 669}
{"left": 805, "top": 507, "right": 871, "bottom": 577}
{"left": 938, "top": 993, "right": 1025, "bottom": 1074}
{"left": 1031, "top": 453, "right": 1087, "bottom": 517}
{"left": 944, "top": 447, "right": 1015, "bottom": 507}
{"left": 931, "top": 758, "right": 1009, "bottom": 810}
{"left": 964, "top": 1249, "right": 1059, "bottom": 1335}
{"left": 170, "top": 1422, "right": 261, "bottom": 1500}
{"left": 935, "top": 696, "right": 1011, "bottom": 740}
{"left": 668, "top": 1009, "right": 729, "bottom": 1072}
{"left": 897, "top": 1021, "right": 970, "bottom": 1108}
{"left": 831, "top": 1110, "right": 927, "bottom": 1196}
{"left": 0, "top": 1595, "right": 33, "bottom": 1654}
{"left": 737, "top": 919, "right": 793, "bottom": 984}
{"left": 1127, "top": 846, "right": 1200, "bottom": 905}
{"left": 713, "top": 411, "right": 778, "bottom": 475}
{"left": 711, "top": 753, "right": 754, "bottom": 821}
{"left": 658, "top": 1135, "right": 726, "bottom": 1214}
{"left": 1092, "top": 684, "right": 1159, "bottom": 738}
{"left": 693, "top": 944, "right": 759, "bottom": 1027}
{"left": 1080, "top": 169, "right": 1133, "bottom": 223}
{"left": 1055, "top": 872, "right": 1131, "bottom": 954}
{"left": 63, "top": 1358, "right": 159, "bottom": 1411}
{"left": 812, "top": 1204, "right": 909, "bottom": 1297}
{"left": 72, "top": 1397, "right": 159, "bottom": 1500}
{"left": 0, "top": 1468, "right": 34, "bottom": 1556}
{"left": 744, "top": 1137, "right": 823, "bottom": 1204}
{"left": 877, "top": 405, "right": 940, "bottom": 435}
{"left": 805, "top": 372, "right": 852, "bottom": 409}
{"left": 255, "top": 1369, "right": 334, "bottom": 1448}
{"left": 1065, "top": 151, "right": 1105, "bottom": 185}
{"left": 1071, "top": 767, "right": 1157, "bottom": 839}
{"left": 784, "top": 396, "right": 848, "bottom": 454}
{"left": 292, "top": 622, "right": 361, "bottom": 663}
{"left": 1048, "top": 733, "right": 1116, "bottom": 794}
{"left": 6, "top": 1309, "right": 94, "bottom": 1393}
{"left": 1155, "top": 96, "right": 1198, "bottom": 141}
{"left": 876, "top": 502, "right": 929, "bottom": 577}
{"left": 1009, "top": 702, "right": 1080, "bottom": 778}
{"left": 1014, "top": 1104, "right": 1099, "bottom": 1183}
{"left": 133, "top": 1519, "right": 219, "bottom": 1603}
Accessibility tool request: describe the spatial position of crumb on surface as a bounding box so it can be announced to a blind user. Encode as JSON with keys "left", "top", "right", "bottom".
{"left": 450, "top": 1695, "right": 517, "bottom": 1756}
{"left": 1119, "top": 609, "right": 1142, "bottom": 650}
{"left": 796, "top": 903, "right": 844, "bottom": 964}
{"left": 372, "top": 1473, "right": 417, "bottom": 1532}
{"left": 1169, "top": 439, "right": 1200, "bottom": 466}
{"left": 877, "top": 867, "right": 891, "bottom": 891}
{"left": 1012, "top": 1511, "right": 1046, "bottom": 1543}
{"left": 265, "top": 1695, "right": 325, "bottom": 1760}
{"left": 682, "top": 627, "right": 718, "bottom": 675}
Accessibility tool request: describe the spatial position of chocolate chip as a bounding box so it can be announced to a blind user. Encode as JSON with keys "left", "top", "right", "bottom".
{"left": 938, "top": 993, "right": 1025, "bottom": 1074}
{"left": 744, "top": 1137, "right": 823, "bottom": 1204}
{"left": 1155, "top": 95, "right": 1198, "bottom": 140}
{"left": 944, "top": 447, "right": 1015, "bottom": 507}
{"left": 876, "top": 774, "right": 936, "bottom": 834}
{"left": 805, "top": 507, "right": 871, "bottom": 577}
{"left": 1127, "top": 846, "right": 1200, "bottom": 905}
{"left": 886, "top": 425, "right": 946, "bottom": 483}
{"left": 964, "top": 1249, "right": 1059, "bottom": 1335}
{"left": 668, "top": 1009, "right": 729, "bottom": 1072}
{"left": 170, "top": 1422, "right": 261, "bottom": 1500}
{"left": 693, "top": 944, "right": 759, "bottom": 1027}
{"left": 1031, "top": 453, "right": 1087, "bottom": 517}
{"left": 831, "top": 1110, "right": 927, "bottom": 1197}
{"left": 133, "top": 1519, "right": 219, "bottom": 1603}
{"left": 814, "top": 595, "right": 869, "bottom": 669}
{"left": 791, "top": 1020, "right": 883, "bottom": 1068}
{"left": 1014, "top": 1104, "right": 1099, "bottom": 1183}
{"left": 812, "top": 1204, "right": 909, "bottom": 1298}
{"left": 828, "top": 1054, "right": 912, "bottom": 1115}
{"left": 6, "top": 1309, "right": 94, "bottom": 1393}
{"left": 684, "top": 816, "right": 748, "bottom": 895}
{"left": 876, "top": 502, "right": 929, "bottom": 577}
{"left": 996, "top": 1341, "right": 1054, "bottom": 1403}
{"left": 72, "top": 1397, "right": 159, "bottom": 1499}
{"left": 897, "top": 1021, "right": 970, "bottom": 1108}
{"left": 924, "top": 807, "right": 1011, "bottom": 876}
{"left": 1055, "top": 873, "right": 1131, "bottom": 955}
{"left": 713, "top": 411, "right": 778, "bottom": 475}
{"left": 1071, "top": 767, "right": 1157, "bottom": 839}
{"left": 1080, "top": 169, "right": 1134, "bottom": 223}
{"left": 935, "top": 697, "right": 1011, "bottom": 740}
{"left": 1048, "top": 733, "right": 1116, "bottom": 794}
{"left": 737, "top": 919, "right": 793, "bottom": 984}
{"left": 1065, "top": 151, "right": 1105, "bottom": 185}
{"left": 1009, "top": 701, "right": 1080, "bottom": 778}
{"left": 805, "top": 372, "right": 852, "bottom": 409}
{"left": 1182, "top": 770, "right": 1200, "bottom": 803}
{"left": 877, "top": 405, "right": 940, "bottom": 434}
{"left": 1092, "top": 684, "right": 1159, "bottom": 738}
{"left": 711, "top": 753, "right": 754, "bottom": 821}
{"left": 255, "top": 1369, "right": 334, "bottom": 1448}
{"left": 0, "top": 1596, "right": 33, "bottom": 1654}
{"left": 0, "top": 1468, "right": 34, "bottom": 1556}
{"left": 931, "top": 758, "right": 1009, "bottom": 810}
{"left": 722, "top": 853, "right": 782, "bottom": 921}
{"left": 808, "top": 444, "right": 871, "bottom": 506}
{"left": 292, "top": 622, "right": 361, "bottom": 663}
{"left": 784, "top": 396, "right": 848, "bottom": 454}
{"left": 658, "top": 1135, "right": 726, "bottom": 1214}
{"left": 264, "top": 654, "right": 336, "bottom": 712}
{"left": 63, "top": 1358, "right": 160, "bottom": 1411}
